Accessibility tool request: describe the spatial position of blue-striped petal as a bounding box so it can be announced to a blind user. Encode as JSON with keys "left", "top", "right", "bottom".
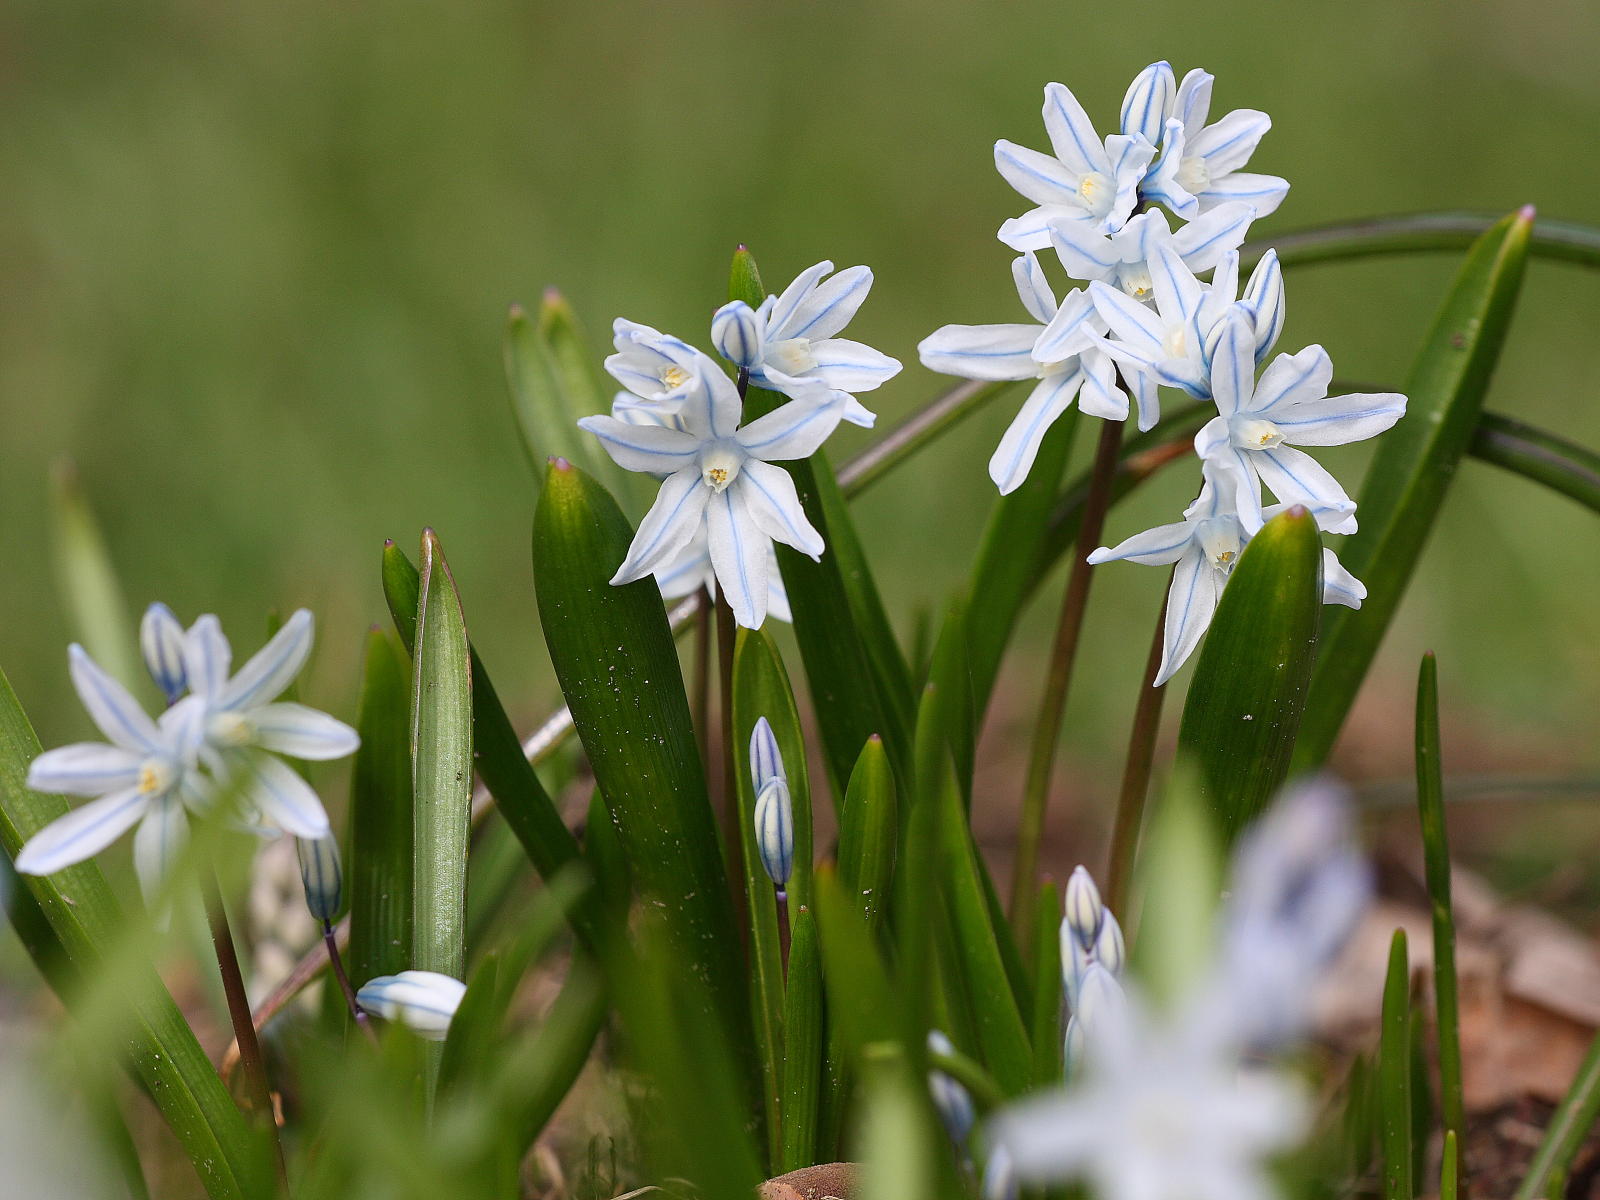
{"left": 219, "top": 609, "right": 312, "bottom": 712}
{"left": 1155, "top": 548, "right": 1224, "bottom": 686}
{"left": 753, "top": 776, "right": 794, "bottom": 888}
{"left": 26, "top": 742, "right": 142, "bottom": 797}
{"left": 242, "top": 752, "right": 331, "bottom": 838}
{"left": 705, "top": 487, "right": 769, "bottom": 629}
{"left": 140, "top": 603, "right": 189, "bottom": 703}
{"left": 68, "top": 644, "right": 162, "bottom": 754}
{"left": 296, "top": 834, "right": 344, "bottom": 923}
{"left": 251, "top": 703, "right": 360, "bottom": 761}
{"left": 748, "top": 714, "right": 786, "bottom": 795}
{"left": 15, "top": 786, "right": 150, "bottom": 875}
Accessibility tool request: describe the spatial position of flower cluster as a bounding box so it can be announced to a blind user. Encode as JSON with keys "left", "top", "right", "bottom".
{"left": 1060, "top": 866, "right": 1127, "bottom": 1073}
{"left": 918, "top": 62, "right": 1407, "bottom": 681}
{"left": 16, "top": 604, "right": 358, "bottom": 903}
{"left": 579, "top": 262, "right": 902, "bottom": 628}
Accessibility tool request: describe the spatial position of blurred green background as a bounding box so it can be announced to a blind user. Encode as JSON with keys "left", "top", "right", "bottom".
{"left": 2, "top": 0, "right": 1597, "bottom": 816}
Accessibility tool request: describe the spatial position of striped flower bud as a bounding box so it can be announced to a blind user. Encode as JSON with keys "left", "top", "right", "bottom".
{"left": 140, "top": 602, "right": 189, "bottom": 704}
{"left": 927, "top": 1030, "right": 975, "bottom": 1145}
{"left": 1094, "top": 909, "right": 1126, "bottom": 978}
{"left": 1063, "top": 865, "right": 1104, "bottom": 951}
{"left": 750, "top": 717, "right": 793, "bottom": 889}
{"left": 295, "top": 834, "right": 343, "bottom": 924}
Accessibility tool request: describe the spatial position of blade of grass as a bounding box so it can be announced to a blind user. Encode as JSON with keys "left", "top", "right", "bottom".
{"left": 1416, "top": 653, "right": 1464, "bottom": 1142}
{"left": 1380, "top": 929, "right": 1413, "bottom": 1200}
{"left": 49, "top": 459, "right": 138, "bottom": 689}
{"left": 348, "top": 628, "right": 414, "bottom": 985}
{"left": 780, "top": 906, "right": 824, "bottom": 1173}
{"left": 1514, "top": 1032, "right": 1600, "bottom": 1200}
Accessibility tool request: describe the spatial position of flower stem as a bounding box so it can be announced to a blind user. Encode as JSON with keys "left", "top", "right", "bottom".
{"left": 202, "top": 870, "right": 286, "bottom": 1180}
{"left": 1105, "top": 585, "right": 1170, "bottom": 915}
{"left": 1008, "top": 417, "right": 1124, "bottom": 946}
{"left": 323, "top": 921, "right": 377, "bottom": 1044}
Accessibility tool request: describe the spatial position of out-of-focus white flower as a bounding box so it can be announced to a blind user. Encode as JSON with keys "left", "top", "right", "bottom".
{"left": 1140, "top": 67, "right": 1290, "bottom": 222}
{"left": 17, "top": 647, "right": 210, "bottom": 905}
{"left": 749, "top": 716, "right": 794, "bottom": 891}
{"left": 357, "top": 970, "right": 467, "bottom": 1040}
{"left": 927, "top": 1030, "right": 976, "bottom": 1146}
{"left": 712, "top": 261, "right": 901, "bottom": 428}
{"left": 1195, "top": 314, "right": 1407, "bottom": 535}
{"left": 580, "top": 351, "right": 839, "bottom": 629}
{"left": 919, "top": 253, "right": 1140, "bottom": 493}
{"left": 995, "top": 81, "right": 1158, "bottom": 250}
{"left": 981, "top": 1144, "right": 1018, "bottom": 1200}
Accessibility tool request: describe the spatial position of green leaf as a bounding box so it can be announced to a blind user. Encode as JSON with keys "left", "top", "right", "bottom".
{"left": 854, "top": 1053, "right": 945, "bottom": 1200}
{"left": 1029, "top": 879, "right": 1064, "bottom": 1087}
{"left": 1176, "top": 507, "right": 1323, "bottom": 844}
{"left": 1250, "top": 209, "right": 1600, "bottom": 270}
{"left": 410, "top": 529, "right": 473, "bottom": 988}
{"left": 382, "top": 540, "right": 598, "bottom": 948}
{"left": 1416, "top": 653, "right": 1464, "bottom": 1142}
{"left": 814, "top": 866, "right": 903, "bottom": 1059}
{"left": 347, "top": 628, "right": 414, "bottom": 986}
{"left": 0, "top": 668, "right": 271, "bottom": 1199}
{"left": 1472, "top": 411, "right": 1600, "bottom": 516}
{"left": 532, "top": 460, "right": 751, "bottom": 1077}
{"left": 438, "top": 954, "right": 501, "bottom": 1095}
{"left": 780, "top": 906, "right": 824, "bottom": 1173}
{"left": 1379, "top": 929, "right": 1413, "bottom": 1200}
{"left": 1130, "top": 770, "right": 1221, "bottom": 1012}
{"left": 1297, "top": 208, "right": 1534, "bottom": 766}
{"left": 1441, "top": 1130, "right": 1458, "bottom": 1200}
{"left": 49, "top": 459, "right": 138, "bottom": 689}
{"left": 836, "top": 735, "right": 897, "bottom": 933}
{"left": 1514, "top": 1032, "right": 1600, "bottom": 1200}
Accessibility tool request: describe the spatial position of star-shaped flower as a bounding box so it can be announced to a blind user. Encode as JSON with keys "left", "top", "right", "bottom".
{"left": 712, "top": 261, "right": 901, "bottom": 428}
{"left": 995, "top": 82, "right": 1158, "bottom": 251}
{"left": 919, "top": 252, "right": 1139, "bottom": 494}
{"left": 1046, "top": 205, "right": 1256, "bottom": 305}
{"left": 604, "top": 319, "right": 705, "bottom": 410}
{"left": 1088, "top": 460, "right": 1366, "bottom": 685}
{"left": 1195, "top": 313, "right": 1407, "bottom": 534}
{"left": 1140, "top": 66, "right": 1290, "bottom": 222}
{"left": 579, "top": 351, "right": 837, "bottom": 628}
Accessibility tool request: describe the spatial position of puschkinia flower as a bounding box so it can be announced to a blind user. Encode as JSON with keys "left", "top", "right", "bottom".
{"left": 605, "top": 319, "right": 704, "bottom": 409}
{"left": 749, "top": 716, "right": 793, "bottom": 891}
{"left": 918, "top": 253, "right": 1136, "bottom": 493}
{"left": 1088, "top": 460, "right": 1366, "bottom": 686}
{"left": 653, "top": 529, "right": 792, "bottom": 624}
{"left": 18, "top": 648, "right": 210, "bottom": 903}
{"left": 1139, "top": 66, "right": 1290, "bottom": 222}
{"left": 995, "top": 82, "right": 1158, "bottom": 250}
{"left": 296, "top": 834, "right": 343, "bottom": 924}
{"left": 1060, "top": 866, "right": 1126, "bottom": 1073}
{"left": 356, "top": 970, "right": 466, "bottom": 1040}
{"left": 927, "top": 1030, "right": 976, "bottom": 1145}
{"left": 140, "top": 602, "right": 190, "bottom": 705}
{"left": 1089, "top": 245, "right": 1284, "bottom": 398}
{"left": 712, "top": 261, "right": 901, "bottom": 428}
{"left": 184, "top": 610, "right": 358, "bottom": 839}
{"left": 580, "top": 350, "right": 837, "bottom": 629}
{"left": 1195, "top": 314, "right": 1407, "bottom": 534}
{"left": 1046, "top": 204, "right": 1256, "bottom": 307}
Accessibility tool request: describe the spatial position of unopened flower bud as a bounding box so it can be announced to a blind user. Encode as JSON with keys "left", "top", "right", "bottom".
{"left": 356, "top": 970, "right": 466, "bottom": 1040}
{"left": 711, "top": 300, "right": 763, "bottom": 369}
{"left": 926, "top": 1031, "right": 975, "bottom": 1145}
{"left": 1094, "top": 910, "right": 1126, "bottom": 978}
{"left": 982, "top": 1145, "right": 1018, "bottom": 1200}
{"left": 1064, "top": 866, "right": 1104, "bottom": 951}
{"left": 754, "top": 778, "right": 794, "bottom": 889}
{"left": 296, "top": 834, "right": 343, "bottom": 924}
{"left": 140, "top": 603, "right": 189, "bottom": 704}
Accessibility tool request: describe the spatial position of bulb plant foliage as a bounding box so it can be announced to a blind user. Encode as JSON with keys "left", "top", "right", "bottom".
{"left": 0, "top": 51, "right": 1590, "bottom": 1200}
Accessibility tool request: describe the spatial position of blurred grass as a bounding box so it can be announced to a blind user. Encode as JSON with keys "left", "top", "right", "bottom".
{"left": 0, "top": 0, "right": 1596, "bottom": 821}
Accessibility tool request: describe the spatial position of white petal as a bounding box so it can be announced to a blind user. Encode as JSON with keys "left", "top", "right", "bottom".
{"left": 1141, "top": 119, "right": 1198, "bottom": 220}
{"left": 1276, "top": 392, "right": 1407, "bottom": 447}
{"left": 1252, "top": 345, "right": 1333, "bottom": 416}
{"left": 711, "top": 301, "right": 764, "bottom": 368}
{"left": 997, "top": 205, "right": 1079, "bottom": 253}
{"left": 251, "top": 703, "right": 361, "bottom": 761}
{"left": 27, "top": 743, "right": 142, "bottom": 797}
{"left": 1120, "top": 61, "right": 1175, "bottom": 145}
{"left": 1322, "top": 548, "right": 1366, "bottom": 609}
{"left": 15, "top": 787, "right": 150, "bottom": 875}
{"left": 1242, "top": 249, "right": 1285, "bottom": 360}
{"left": 140, "top": 603, "right": 189, "bottom": 702}
{"left": 735, "top": 461, "right": 824, "bottom": 558}
{"left": 68, "top": 644, "right": 162, "bottom": 754}
{"left": 133, "top": 799, "right": 189, "bottom": 908}
{"left": 918, "top": 323, "right": 1043, "bottom": 382}
{"left": 675, "top": 356, "right": 744, "bottom": 441}
{"left": 987, "top": 1092, "right": 1102, "bottom": 1180}
{"left": 736, "top": 398, "right": 841, "bottom": 462}
{"left": 753, "top": 777, "right": 794, "bottom": 886}
{"left": 1087, "top": 518, "right": 1195, "bottom": 567}
{"left": 764, "top": 262, "right": 833, "bottom": 342}
{"left": 1149, "top": 241, "right": 1205, "bottom": 325}
{"left": 1251, "top": 446, "right": 1357, "bottom": 517}
{"left": 1189, "top": 109, "right": 1272, "bottom": 176}
{"left": 613, "top": 467, "right": 712, "bottom": 583}
{"left": 773, "top": 265, "right": 873, "bottom": 342}
{"left": 652, "top": 533, "right": 713, "bottom": 601}
{"left": 1125, "top": 362, "right": 1162, "bottom": 431}
{"left": 706, "top": 487, "right": 770, "bottom": 629}
{"left": 1087, "top": 280, "right": 1164, "bottom": 357}
{"left": 182, "top": 616, "right": 233, "bottom": 700}
{"left": 1197, "top": 173, "right": 1289, "bottom": 219}
{"left": 357, "top": 971, "right": 466, "bottom": 1039}
{"left": 1048, "top": 221, "right": 1120, "bottom": 283}
{"left": 157, "top": 694, "right": 208, "bottom": 763}
{"left": 577, "top": 414, "right": 702, "bottom": 474}
{"left": 1174, "top": 68, "right": 1214, "bottom": 133}
{"left": 1172, "top": 202, "right": 1257, "bottom": 274}
{"left": 994, "top": 139, "right": 1083, "bottom": 207}
{"left": 1041, "top": 82, "right": 1108, "bottom": 177}
{"left": 1011, "top": 252, "right": 1058, "bottom": 324}
{"left": 990, "top": 372, "right": 1085, "bottom": 495}
{"left": 1102, "top": 134, "right": 1158, "bottom": 231}
{"left": 243, "top": 753, "right": 332, "bottom": 838}
{"left": 220, "top": 609, "right": 313, "bottom": 711}
{"left": 807, "top": 338, "right": 902, "bottom": 393}
{"left": 1077, "top": 350, "right": 1129, "bottom": 422}
{"left": 1155, "top": 549, "right": 1225, "bottom": 686}
{"left": 1034, "top": 287, "right": 1103, "bottom": 364}
{"left": 1209, "top": 312, "right": 1258, "bottom": 415}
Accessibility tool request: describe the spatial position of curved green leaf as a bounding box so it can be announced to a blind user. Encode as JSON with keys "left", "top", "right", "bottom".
{"left": 1514, "top": 1031, "right": 1600, "bottom": 1200}
{"left": 1472, "top": 411, "right": 1600, "bottom": 515}
{"left": 1297, "top": 208, "right": 1534, "bottom": 766}
{"left": 780, "top": 906, "right": 824, "bottom": 1173}
{"left": 836, "top": 735, "right": 897, "bottom": 933}
{"left": 348, "top": 628, "right": 414, "bottom": 985}
{"left": 1248, "top": 209, "right": 1599, "bottom": 270}
{"left": 733, "top": 628, "right": 814, "bottom": 912}
{"left": 49, "top": 460, "right": 138, "bottom": 689}
{"left": 1177, "top": 508, "right": 1323, "bottom": 842}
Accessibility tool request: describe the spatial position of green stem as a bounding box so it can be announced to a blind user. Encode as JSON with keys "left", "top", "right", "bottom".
{"left": 1105, "top": 584, "right": 1170, "bottom": 916}
{"left": 1246, "top": 210, "right": 1600, "bottom": 270}
{"left": 1516, "top": 1035, "right": 1600, "bottom": 1200}
{"left": 1472, "top": 412, "right": 1600, "bottom": 514}
{"left": 1416, "top": 654, "right": 1464, "bottom": 1141}
{"left": 1009, "top": 418, "right": 1124, "bottom": 942}
{"left": 835, "top": 380, "right": 1010, "bottom": 495}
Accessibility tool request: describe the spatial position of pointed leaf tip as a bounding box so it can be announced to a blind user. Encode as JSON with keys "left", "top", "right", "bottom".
{"left": 1517, "top": 204, "right": 1537, "bottom": 223}
{"left": 549, "top": 456, "right": 573, "bottom": 471}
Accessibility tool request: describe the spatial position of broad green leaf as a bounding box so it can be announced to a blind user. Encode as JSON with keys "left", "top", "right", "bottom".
{"left": 1415, "top": 653, "right": 1463, "bottom": 1142}
{"left": 780, "top": 906, "right": 824, "bottom": 1173}
{"left": 532, "top": 460, "right": 750, "bottom": 1075}
{"left": 347, "top": 628, "right": 414, "bottom": 986}
{"left": 1379, "top": 930, "right": 1413, "bottom": 1200}
{"left": 49, "top": 460, "right": 138, "bottom": 689}
{"left": 1029, "top": 879, "right": 1063, "bottom": 1086}
{"left": 1130, "top": 770, "right": 1221, "bottom": 1012}
{"left": 1297, "top": 208, "right": 1534, "bottom": 765}
{"left": 438, "top": 954, "right": 500, "bottom": 1096}
{"left": 463, "top": 810, "right": 530, "bottom": 957}
{"left": 1176, "top": 508, "right": 1322, "bottom": 843}
{"left": 0, "top": 668, "right": 271, "bottom": 1199}
{"left": 854, "top": 1054, "right": 943, "bottom": 1200}
{"left": 410, "top": 529, "right": 473, "bottom": 990}
{"left": 836, "top": 735, "right": 897, "bottom": 933}
{"left": 814, "top": 866, "right": 902, "bottom": 1059}
{"left": 382, "top": 541, "right": 598, "bottom": 948}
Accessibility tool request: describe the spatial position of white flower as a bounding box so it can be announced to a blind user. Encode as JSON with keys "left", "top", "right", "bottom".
{"left": 604, "top": 319, "right": 704, "bottom": 410}
{"left": 579, "top": 352, "right": 837, "bottom": 629}
{"left": 995, "top": 81, "right": 1158, "bottom": 250}
{"left": 712, "top": 261, "right": 901, "bottom": 428}
{"left": 1088, "top": 459, "right": 1367, "bottom": 685}
{"left": 356, "top": 970, "right": 466, "bottom": 1040}
{"left": 1046, "top": 205, "right": 1257, "bottom": 306}
{"left": 1195, "top": 314, "right": 1408, "bottom": 534}
{"left": 1089, "top": 244, "right": 1284, "bottom": 398}
{"left": 1140, "top": 66, "right": 1290, "bottom": 222}
{"left": 749, "top": 716, "right": 793, "bottom": 890}
{"left": 918, "top": 253, "right": 1138, "bottom": 493}
{"left": 653, "top": 529, "right": 792, "bottom": 623}
{"left": 181, "top": 610, "right": 358, "bottom": 839}
{"left": 17, "top": 646, "right": 211, "bottom": 904}
{"left": 927, "top": 1030, "right": 976, "bottom": 1145}
{"left": 140, "top": 602, "right": 190, "bottom": 705}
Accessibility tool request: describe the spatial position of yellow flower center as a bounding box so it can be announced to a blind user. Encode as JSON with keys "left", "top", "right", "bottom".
{"left": 660, "top": 365, "right": 692, "bottom": 390}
